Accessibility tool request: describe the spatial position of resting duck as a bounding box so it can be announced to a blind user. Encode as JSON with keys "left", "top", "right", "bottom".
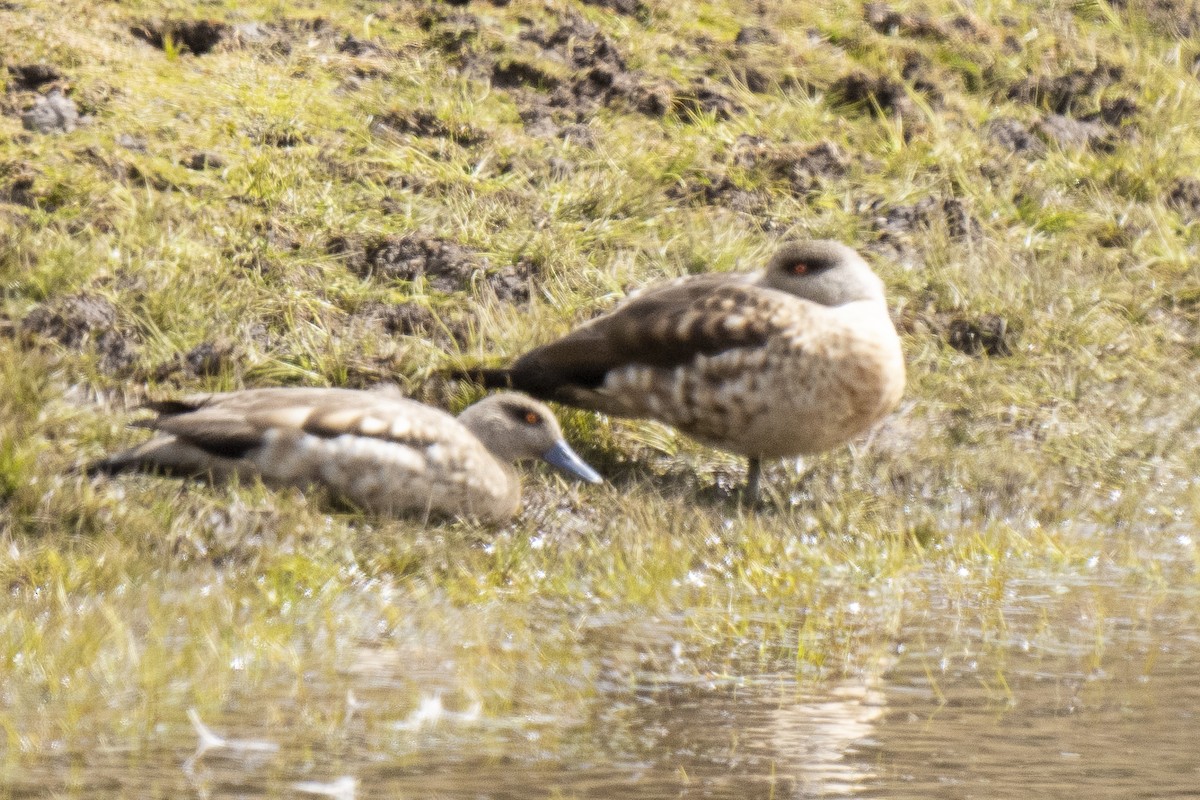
{"left": 89, "top": 388, "right": 601, "bottom": 523}
{"left": 460, "top": 240, "right": 905, "bottom": 498}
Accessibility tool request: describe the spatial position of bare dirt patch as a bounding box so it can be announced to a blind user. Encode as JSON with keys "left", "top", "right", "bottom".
{"left": 944, "top": 313, "right": 1015, "bottom": 357}
{"left": 21, "top": 293, "right": 139, "bottom": 374}
{"left": 732, "top": 137, "right": 850, "bottom": 196}
{"left": 182, "top": 151, "right": 225, "bottom": 171}
{"left": 1034, "top": 114, "right": 1113, "bottom": 151}
{"left": 1166, "top": 177, "right": 1200, "bottom": 221}
{"left": 371, "top": 109, "right": 485, "bottom": 146}
{"left": 332, "top": 233, "right": 484, "bottom": 293}
{"left": 734, "top": 26, "right": 777, "bottom": 46}
{"left": 130, "top": 19, "right": 228, "bottom": 55}
{"left": 6, "top": 63, "right": 61, "bottom": 92}
{"left": 511, "top": 17, "right": 739, "bottom": 122}
{"left": 986, "top": 117, "right": 1046, "bottom": 156}
{"left": 20, "top": 90, "right": 79, "bottom": 134}
{"left": 579, "top": 0, "right": 648, "bottom": 17}
{"left": 829, "top": 71, "right": 915, "bottom": 118}
{"left": 666, "top": 172, "right": 770, "bottom": 216}
{"left": 867, "top": 196, "right": 983, "bottom": 240}
{"left": 1007, "top": 63, "right": 1123, "bottom": 114}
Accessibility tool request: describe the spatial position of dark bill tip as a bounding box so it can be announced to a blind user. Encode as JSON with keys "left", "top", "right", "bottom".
{"left": 540, "top": 439, "right": 603, "bottom": 484}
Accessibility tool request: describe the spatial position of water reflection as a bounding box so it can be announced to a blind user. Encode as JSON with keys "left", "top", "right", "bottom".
{"left": 4, "top": 580, "right": 1200, "bottom": 799}
{"left": 770, "top": 672, "right": 888, "bottom": 797}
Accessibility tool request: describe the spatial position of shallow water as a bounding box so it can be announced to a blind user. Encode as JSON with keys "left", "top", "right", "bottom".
{"left": 3, "top": 570, "right": 1198, "bottom": 799}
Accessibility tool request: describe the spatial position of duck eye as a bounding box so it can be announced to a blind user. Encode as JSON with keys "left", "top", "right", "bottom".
{"left": 791, "top": 261, "right": 810, "bottom": 275}
{"left": 524, "top": 411, "right": 541, "bottom": 425}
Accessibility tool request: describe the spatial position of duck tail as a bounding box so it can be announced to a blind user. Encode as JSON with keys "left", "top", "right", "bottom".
{"left": 445, "top": 366, "right": 517, "bottom": 390}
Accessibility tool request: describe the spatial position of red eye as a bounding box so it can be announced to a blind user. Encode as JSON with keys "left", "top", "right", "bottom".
{"left": 524, "top": 412, "right": 541, "bottom": 425}
{"left": 791, "top": 262, "right": 810, "bottom": 275}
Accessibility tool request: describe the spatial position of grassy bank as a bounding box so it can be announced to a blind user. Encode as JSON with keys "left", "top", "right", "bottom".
{"left": 1, "top": 0, "right": 1199, "bottom": 790}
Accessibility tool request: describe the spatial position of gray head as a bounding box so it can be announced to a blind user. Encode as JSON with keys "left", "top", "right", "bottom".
{"left": 760, "top": 240, "right": 886, "bottom": 307}
{"left": 457, "top": 392, "right": 602, "bottom": 483}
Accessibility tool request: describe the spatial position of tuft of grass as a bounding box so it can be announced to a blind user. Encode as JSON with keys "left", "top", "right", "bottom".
{"left": 2, "top": 0, "right": 1200, "bottom": 792}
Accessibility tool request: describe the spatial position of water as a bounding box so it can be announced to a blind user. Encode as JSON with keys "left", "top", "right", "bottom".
{"left": 3, "top": 573, "right": 1198, "bottom": 799}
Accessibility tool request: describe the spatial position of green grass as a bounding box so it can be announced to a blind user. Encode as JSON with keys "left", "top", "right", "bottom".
{"left": 2, "top": 0, "right": 1200, "bottom": 793}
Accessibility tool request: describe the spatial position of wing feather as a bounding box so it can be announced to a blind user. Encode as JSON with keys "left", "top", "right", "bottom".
{"left": 504, "top": 281, "right": 799, "bottom": 399}
{"left": 141, "top": 388, "right": 460, "bottom": 459}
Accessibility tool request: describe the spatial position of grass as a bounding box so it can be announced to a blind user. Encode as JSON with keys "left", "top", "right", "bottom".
{"left": 2, "top": 0, "right": 1200, "bottom": 795}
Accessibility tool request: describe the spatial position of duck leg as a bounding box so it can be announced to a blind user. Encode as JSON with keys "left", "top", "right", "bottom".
{"left": 744, "top": 457, "right": 762, "bottom": 502}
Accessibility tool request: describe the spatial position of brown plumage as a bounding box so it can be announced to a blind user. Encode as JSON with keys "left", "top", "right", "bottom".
{"left": 88, "top": 388, "right": 601, "bottom": 523}
{"left": 460, "top": 240, "right": 905, "bottom": 497}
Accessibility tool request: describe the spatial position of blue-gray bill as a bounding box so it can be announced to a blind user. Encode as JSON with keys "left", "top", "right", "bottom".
{"left": 540, "top": 440, "right": 603, "bottom": 484}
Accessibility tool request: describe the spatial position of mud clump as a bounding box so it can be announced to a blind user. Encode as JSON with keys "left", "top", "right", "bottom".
{"left": 734, "top": 26, "right": 777, "bottom": 45}
{"left": 491, "top": 59, "right": 561, "bottom": 91}
{"left": 335, "top": 233, "right": 484, "bottom": 293}
{"left": 484, "top": 258, "right": 537, "bottom": 302}
{"left": 734, "top": 137, "right": 850, "bottom": 196}
{"left": 1086, "top": 96, "right": 1139, "bottom": 127}
{"left": 986, "top": 117, "right": 1046, "bottom": 156}
{"left": 182, "top": 340, "right": 234, "bottom": 376}
{"left": 670, "top": 79, "right": 742, "bottom": 120}
{"left": 667, "top": 173, "right": 769, "bottom": 216}
{"left": 151, "top": 339, "right": 236, "bottom": 380}
{"left": 0, "top": 166, "right": 37, "bottom": 206}
{"left": 419, "top": 9, "right": 480, "bottom": 53}
{"left": 131, "top": 19, "right": 228, "bottom": 55}
{"left": 354, "top": 301, "right": 471, "bottom": 348}
{"left": 868, "top": 196, "right": 982, "bottom": 241}
{"left": 945, "top": 314, "right": 1014, "bottom": 357}
{"left": 864, "top": 1, "right": 945, "bottom": 38}
{"left": 830, "top": 71, "right": 914, "bottom": 118}
{"left": 371, "top": 109, "right": 485, "bottom": 146}
{"left": 1166, "top": 177, "right": 1200, "bottom": 220}
{"left": 335, "top": 33, "right": 383, "bottom": 57}
{"left": 1007, "top": 63, "right": 1123, "bottom": 114}
{"left": 515, "top": 17, "right": 736, "bottom": 122}
{"left": 22, "top": 293, "right": 139, "bottom": 374}
{"left": 579, "top": 0, "right": 647, "bottom": 17}
{"left": 6, "top": 64, "right": 62, "bottom": 91}
{"left": 183, "top": 151, "right": 225, "bottom": 170}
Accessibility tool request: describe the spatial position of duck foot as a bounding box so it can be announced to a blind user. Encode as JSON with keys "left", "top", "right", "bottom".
{"left": 741, "top": 457, "right": 762, "bottom": 505}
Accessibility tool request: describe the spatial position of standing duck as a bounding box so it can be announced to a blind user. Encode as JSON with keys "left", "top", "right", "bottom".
{"left": 88, "top": 388, "right": 601, "bottom": 523}
{"left": 460, "top": 240, "right": 905, "bottom": 498}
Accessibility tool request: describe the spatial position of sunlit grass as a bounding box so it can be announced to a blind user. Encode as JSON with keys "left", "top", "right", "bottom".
{"left": 1, "top": 0, "right": 1200, "bottom": 793}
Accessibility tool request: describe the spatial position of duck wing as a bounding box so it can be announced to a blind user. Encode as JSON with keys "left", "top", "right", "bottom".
{"left": 484, "top": 278, "right": 801, "bottom": 400}
{"left": 142, "top": 388, "right": 459, "bottom": 460}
